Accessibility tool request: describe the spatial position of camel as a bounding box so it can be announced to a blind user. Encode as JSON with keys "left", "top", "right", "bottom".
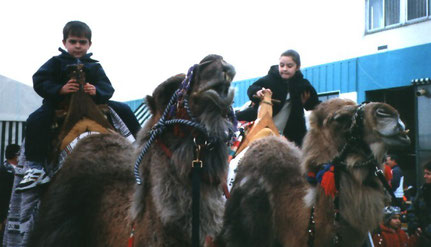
{"left": 27, "top": 54, "right": 236, "bottom": 247}
{"left": 216, "top": 98, "right": 411, "bottom": 247}
{"left": 234, "top": 90, "right": 280, "bottom": 155}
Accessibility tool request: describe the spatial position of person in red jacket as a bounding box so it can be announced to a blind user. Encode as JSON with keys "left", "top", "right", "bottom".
{"left": 373, "top": 206, "right": 417, "bottom": 247}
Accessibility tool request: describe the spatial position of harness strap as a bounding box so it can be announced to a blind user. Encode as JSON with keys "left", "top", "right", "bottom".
{"left": 307, "top": 206, "right": 316, "bottom": 247}
{"left": 192, "top": 143, "right": 203, "bottom": 247}
{"left": 375, "top": 167, "right": 397, "bottom": 202}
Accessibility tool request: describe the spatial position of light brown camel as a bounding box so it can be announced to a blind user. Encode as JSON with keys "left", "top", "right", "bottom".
{"left": 234, "top": 90, "right": 279, "bottom": 155}
{"left": 27, "top": 54, "right": 236, "bottom": 247}
{"left": 216, "top": 98, "right": 411, "bottom": 247}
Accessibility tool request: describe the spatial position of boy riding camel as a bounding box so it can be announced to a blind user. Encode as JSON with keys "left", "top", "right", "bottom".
{"left": 16, "top": 20, "right": 140, "bottom": 191}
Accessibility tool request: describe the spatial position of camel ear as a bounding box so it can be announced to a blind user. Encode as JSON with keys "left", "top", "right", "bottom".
{"left": 146, "top": 95, "right": 157, "bottom": 115}
{"left": 326, "top": 109, "right": 354, "bottom": 131}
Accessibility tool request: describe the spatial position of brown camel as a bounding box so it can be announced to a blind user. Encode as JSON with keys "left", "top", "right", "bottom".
{"left": 27, "top": 54, "right": 236, "bottom": 247}
{"left": 216, "top": 98, "right": 411, "bottom": 247}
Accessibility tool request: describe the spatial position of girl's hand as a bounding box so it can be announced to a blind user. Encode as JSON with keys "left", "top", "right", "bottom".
{"left": 301, "top": 90, "right": 310, "bottom": 104}
{"left": 59, "top": 79, "right": 80, "bottom": 95}
{"left": 84, "top": 83, "right": 97, "bottom": 96}
{"left": 256, "top": 88, "right": 272, "bottom": 98}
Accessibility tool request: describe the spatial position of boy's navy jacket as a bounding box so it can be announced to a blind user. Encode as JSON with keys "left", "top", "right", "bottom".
{"left": 33, "top": 48, "right": 114, "bottom": 106}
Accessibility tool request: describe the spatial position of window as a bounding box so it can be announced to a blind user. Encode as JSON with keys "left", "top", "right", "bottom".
{"left": 408, "top": 0, "right": 427, "bottom": 20}
{"left": 317, "top": 91, "right": 340, "bottom": 102}
{"left": 369, "top": 0, "right": 384, "bottom": 29}
{"left": 386, "top": 0, "right": 401, "bottom": 25}
{"left": 366, "top": 0, "right": 430, "bottom": 32}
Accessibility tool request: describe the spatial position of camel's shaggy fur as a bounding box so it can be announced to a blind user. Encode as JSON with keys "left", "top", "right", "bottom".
{"left": 28, "top": 133, "right": 135, "bottom": 247}
{"left": 217, "top": 98, "right": 410, "bottom": 247}
{"left": 28, "top": 54, "right": 236, "bottom": 247}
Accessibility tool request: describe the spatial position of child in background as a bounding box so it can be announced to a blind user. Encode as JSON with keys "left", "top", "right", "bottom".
{"left": 372, "top": 206, "right": 417, "bottom": 247}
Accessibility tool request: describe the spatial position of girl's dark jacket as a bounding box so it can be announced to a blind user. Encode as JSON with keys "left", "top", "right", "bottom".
{"left": 33, "top": 48, "right": 114, "bottom": 107}
{"left": 245, "top": 65, "right": 320, "bottom": 146}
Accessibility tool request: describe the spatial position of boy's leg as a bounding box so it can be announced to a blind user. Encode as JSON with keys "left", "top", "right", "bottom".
{"left": 17, "top": 106, "right": 52, "bottom": 191}
{"left": 24, "top": 105, "right": 53, "bottom": 162}
{"left": 108, "top": 100, "right": 141, "bottom": 137}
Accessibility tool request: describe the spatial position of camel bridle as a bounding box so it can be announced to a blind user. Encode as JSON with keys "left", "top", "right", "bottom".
{"left": 132, "top": 63, "right": 236, "bottom": 247}
{"left": 307, "top": 102, "right": 395, "bottom": 247}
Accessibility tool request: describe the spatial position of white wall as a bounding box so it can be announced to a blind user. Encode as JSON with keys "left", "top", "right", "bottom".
{"left": 362, "top": 20, "right": 431, "bottom": 54}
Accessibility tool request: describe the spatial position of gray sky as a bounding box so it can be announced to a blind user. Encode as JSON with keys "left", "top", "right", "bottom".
{"left": 0, "top": 0, "right": 363, "bottom": 101}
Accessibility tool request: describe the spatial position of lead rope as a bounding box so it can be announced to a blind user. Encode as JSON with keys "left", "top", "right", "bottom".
{"left": 133, "top": 65, "right": 206, "bottom": 184}
{"left": 192, "top": 140, "right": 204, "bottom": 247}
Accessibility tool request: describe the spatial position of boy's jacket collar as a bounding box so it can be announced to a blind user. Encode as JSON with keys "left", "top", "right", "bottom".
{"left": 58, "top": 47, "right": 98, "bottom": 62}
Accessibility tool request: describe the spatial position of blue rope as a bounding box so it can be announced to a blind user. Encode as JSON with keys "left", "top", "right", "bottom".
{"left": 133, "top": 65, "right": 208, "bottom": 184}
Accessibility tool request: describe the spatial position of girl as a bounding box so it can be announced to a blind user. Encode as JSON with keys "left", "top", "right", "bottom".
{"left": 236, "top": 49, "right": 320, "bottom": 146}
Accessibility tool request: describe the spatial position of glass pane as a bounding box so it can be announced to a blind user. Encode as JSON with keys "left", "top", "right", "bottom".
{"left": 408, "top": 0, "right": 427, "bottom": 20}
{"left": 369, "top": 0, "right": 384, "bottom": 29}
{"left": 385, "top": 0, "right": 400, "bottom": 25}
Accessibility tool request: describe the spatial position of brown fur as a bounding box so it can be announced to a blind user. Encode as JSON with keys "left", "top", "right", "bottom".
{"left": 28, "top": 55, "right": 236, "bottom": 247}
{"left": 217, "top": 98, "right": 410, "bottom": 247}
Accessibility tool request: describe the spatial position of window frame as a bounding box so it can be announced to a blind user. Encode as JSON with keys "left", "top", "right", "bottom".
{"left": 366, "top": 0, "right": 431, "bottom": 34}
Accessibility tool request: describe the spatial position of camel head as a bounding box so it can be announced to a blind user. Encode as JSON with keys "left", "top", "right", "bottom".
{"left": 303, "top": 98, "right": 411, "bottom": 238}
{"left": 138, "top": 55, "right": 237, "bottom": 186}
{"left": 188, "top": 54, "right": 236, "bottom": 116}
{"left": 145, "top": 55, "right": 235, "bottom": 121}
{"left": 306, "top": 98, "right": 410, "bottom": 166}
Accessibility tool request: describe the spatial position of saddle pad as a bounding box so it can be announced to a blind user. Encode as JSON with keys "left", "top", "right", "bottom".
{"left": 227, "top": 146, "right": 249, "bottom": 192}
{"left": 57, "top": 131, "right": 99, "bottom": 172}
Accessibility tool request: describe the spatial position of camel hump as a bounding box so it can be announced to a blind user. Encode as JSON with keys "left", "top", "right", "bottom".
{"left": 236, "top": 136, "right": 303, "bottom": 187}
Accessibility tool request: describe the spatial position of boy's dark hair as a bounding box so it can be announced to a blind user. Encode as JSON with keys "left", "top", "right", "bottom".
{"left": 63, "top": 21, "right": 92, "bottom": 42}
{"left": 5, "top": 144, "right": 20, "bottom": 160}
{"left": 424, "top": 160, "right": 431, "bottom": 171}
{"left": 387, "top": 153, "right": 400, "bottom": 164}
{"left": 280, "top": 49, "right": 301, "bottom": 68}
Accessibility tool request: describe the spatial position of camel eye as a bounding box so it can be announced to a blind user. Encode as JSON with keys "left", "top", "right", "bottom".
{"left": 376, "top": 108, "right": 393, "bottom": 118}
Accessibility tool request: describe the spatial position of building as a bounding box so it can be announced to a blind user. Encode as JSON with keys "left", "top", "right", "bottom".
{"left": 231, "top": 0, "right": 431, "bottom": 189}
{"left": 0, "top": 75, "right": 42, "bottom": 162}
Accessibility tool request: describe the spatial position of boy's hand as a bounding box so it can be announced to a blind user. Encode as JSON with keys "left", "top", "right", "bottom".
{"left": 59, "top": 79, "right": 80, "bottom": 95}
{"left": 84, "top": 83, "right": 97, "bottom": 96}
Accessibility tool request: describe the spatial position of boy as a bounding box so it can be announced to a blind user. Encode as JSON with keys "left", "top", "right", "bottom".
{"left": 372, "top": 206, "right": 416, "bottom": 246}
{"left": 16, "top": 21, "right": 140, "bottom": 191}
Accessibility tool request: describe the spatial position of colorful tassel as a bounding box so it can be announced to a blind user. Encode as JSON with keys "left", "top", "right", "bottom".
{"left": 128, "top": 225, "right": 135, "bottom": 247}
{"left": 315, "top": 164, "right": 338, "bottom": 198}
{"left": 320, "top": 165, "right": 337, "bottom": 197}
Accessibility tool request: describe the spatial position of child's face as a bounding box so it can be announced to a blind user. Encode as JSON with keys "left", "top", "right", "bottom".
{"left": 278, "top": 56, "right": 299, "bottom": 80}
{"left": 424, "top": 169, "right": 431, "bottom": 184}
{"left": 63, "top": 35, "right": 92, "bottom": 58}
{"left": 388, "top": 215, "right": 401, "bottom": 230}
